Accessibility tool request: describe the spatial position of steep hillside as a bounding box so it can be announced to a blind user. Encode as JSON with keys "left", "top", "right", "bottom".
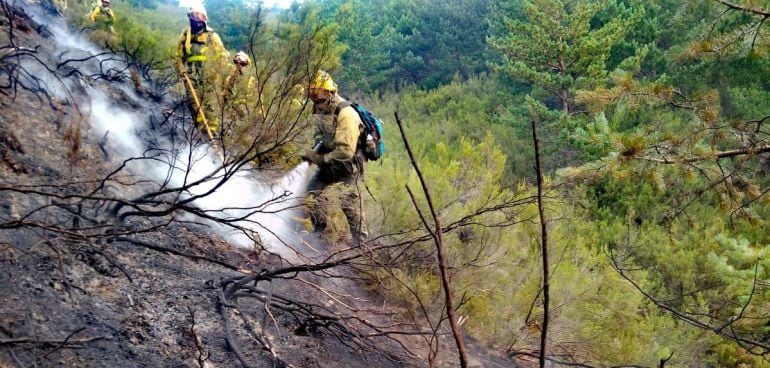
{"left": 0, "top": 3, "right": 425, "bottom": 367}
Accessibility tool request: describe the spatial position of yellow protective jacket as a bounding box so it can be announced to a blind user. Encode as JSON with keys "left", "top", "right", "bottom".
{"left": 88, "top": 4, "right": 114, "bottom": 24}
{"left": 222, "top": 70, "right": 255, "bottom": 103}
{"left": 175, "top": 26, "right": 228, "bottom": 76}
{"left": 314, "top": 96, "right": 362, "bottom": 165}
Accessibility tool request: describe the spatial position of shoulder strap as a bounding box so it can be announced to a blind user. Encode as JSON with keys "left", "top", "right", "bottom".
{"left": 183, "top": 27, "right": 192, "bottom": 55}
{"left": 334, "top": 101, "right": 352, "bottom": 116}
{"left": 203, "top": 30, "right": 212, "bottom": 45}
{"left": 332, "top": 101, "right": 352, "bottom": 131}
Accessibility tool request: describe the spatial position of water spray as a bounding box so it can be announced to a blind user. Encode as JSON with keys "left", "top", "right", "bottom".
{"left": 23, "top": 3, "right": 319, "bottom": 260}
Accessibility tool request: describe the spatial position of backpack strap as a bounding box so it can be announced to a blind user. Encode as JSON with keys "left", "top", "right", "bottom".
{"left": 183, "top": 27, "right": 192, "bottom": 55}
{"left": 333, "top": 100, "right": 352, "bottom": 129}
{"left": 334, "top": 101, "right": 351, "bottom": 116}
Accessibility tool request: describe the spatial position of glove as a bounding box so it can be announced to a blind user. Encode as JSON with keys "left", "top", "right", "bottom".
{"left": 302, "top": 149, "right": 325, "bottom": 166}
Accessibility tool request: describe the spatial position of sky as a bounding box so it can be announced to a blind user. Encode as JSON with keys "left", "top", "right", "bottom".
{"left": 178, "top": 0, "right": 293, "bottom": 10}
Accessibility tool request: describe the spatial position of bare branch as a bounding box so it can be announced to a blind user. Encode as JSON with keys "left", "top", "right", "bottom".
{"left": 715, "top": 0, "right": 770, "bottom": 17}
{"left": 394, "top": 111, "right": 468, "bottom": 367}
{"left": 638, "top": 144, "right": 770, "bottom": 164}
{"left": 531, "top": 120, "right": 551, "bottom": 368}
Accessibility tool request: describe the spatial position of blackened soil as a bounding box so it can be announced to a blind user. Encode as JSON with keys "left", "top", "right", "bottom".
{"left": 0, "top": 4, "right": 418, "bottom": 367}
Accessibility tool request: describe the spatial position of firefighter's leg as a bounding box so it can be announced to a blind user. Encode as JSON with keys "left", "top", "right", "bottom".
{"left": 305, "top": 173, "right": 330, "bottom": 233}
{"left": 196, "top": 88, "right": 220, "bottom": 139}
{"left": 340, "top": 179, "right": 367, "bottom": 244}
{"left": 185, "top": 100, "right": 203, "bottom": 138}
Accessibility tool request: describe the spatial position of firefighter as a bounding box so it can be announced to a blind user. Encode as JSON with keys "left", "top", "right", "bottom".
{"left": 88, "top": 0, "right": 115, "bottom": 33}
{"left": 222, "top": 51, "right": 253, "bottom": 105}
{"left": 175, "top": 4, "right": 229, "bottom": 137}
{"left": 302, "top": 71, "right": 368, "bottom": 244}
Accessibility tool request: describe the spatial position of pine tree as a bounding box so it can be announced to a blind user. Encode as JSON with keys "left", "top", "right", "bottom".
{"left": 489, "top": 0, "right": 642, "bottom": 115}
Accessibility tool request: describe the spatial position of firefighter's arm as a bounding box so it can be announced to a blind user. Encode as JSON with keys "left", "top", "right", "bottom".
{"left": 310, "top": 114, "right": 325, "bottom": 147}
{"left": 209, "top": 33, "right": 230, "bottom": 64}
{"left": 222, "top": 70, "right": 236, "bottom": 101}
{"left": 88, "top": 6, "right": 99, "bottom": 22}
{"left": 324, "top": 106, "right": 361, "bottom": 163}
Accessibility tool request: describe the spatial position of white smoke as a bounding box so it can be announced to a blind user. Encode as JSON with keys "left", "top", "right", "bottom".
{"left": 157, "top": 145, "right": 314, "bottom": 258}
{"left": 24, "top": 4, "right": 313, "bottom": 259}
{"left": 89, "top": 93, "right": 146, "bottom": 158}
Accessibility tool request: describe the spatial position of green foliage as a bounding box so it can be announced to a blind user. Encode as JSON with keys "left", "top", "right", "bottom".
{"left": 575, "top": 166, "right": 770, "bottom": 366}
{"left": 489, "top": 0, "right": 643, "bottom": 114}
{"left": 487, "top": 0, "right": 645, "bottom": 172}
{"left": 110, "top": 3, "right": 181, "bottom": 62}
{"left": 205, "top": 0, "right": 260, "bottom": 50}
{"left": 724, "top": 87, "right": 770, "bottom": 120}
{"left": 310, "top": 0, "right": 493, "bottom": 92}
{"left": 123, "top": 0, "right": 176, "bottom": 10}
{"left": 338, "top": 1, "right": 770, "bottom": 364}
{"left": 66, "top": 0, "right": 183, "bottom": 84}
{"left": 568, "top": 6, "right": 770, "bottom": 348}
{"left": 367, "top": 75, "right": 532, "bottom": 182}
{"left": 360, "top": 75, "right": 714, "bottom": 366}
{"left": 331, "top": 2, "right": 390, "bottom": 93}
{"left": 217, "top": 4, "right": 345, "bottom": 167}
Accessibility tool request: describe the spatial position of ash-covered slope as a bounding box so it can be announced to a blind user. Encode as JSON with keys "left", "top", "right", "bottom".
{"left": 0, "top": 3, "right": 419, "bottom": 367}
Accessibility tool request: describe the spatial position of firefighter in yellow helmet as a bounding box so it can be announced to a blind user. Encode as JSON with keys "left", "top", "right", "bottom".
{"left": 223, "top": 51, "right": 252, "bottom": 103}
{"left": 302, "top": 71, "right": 368, "bottom": 244}
{"left": 232, "top": 51, "right": 250, "bottom": 74}
{"left": 88, "top": 0, "right": 115, "bottom": 33}
{"left": 175, "top": 4, "right": 229, "bottom": 137}
{"left": 222, "top": 51, "right": 260, "bottom": 123}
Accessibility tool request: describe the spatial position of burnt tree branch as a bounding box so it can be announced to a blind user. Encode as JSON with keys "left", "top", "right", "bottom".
{"left": 394, "top": 111, "right": 468, "bottom": 367}
{"left": 531, "top": 119, "right": 550, "bottom": 368}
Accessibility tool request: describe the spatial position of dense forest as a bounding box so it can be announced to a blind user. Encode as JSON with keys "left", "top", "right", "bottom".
{"left": 7, "top": 0, "right": 770, "bottom": 366}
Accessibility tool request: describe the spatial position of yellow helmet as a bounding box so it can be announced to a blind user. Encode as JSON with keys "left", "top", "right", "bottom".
{"left": 310, "top": 70, "right": 337, "bottom": 93}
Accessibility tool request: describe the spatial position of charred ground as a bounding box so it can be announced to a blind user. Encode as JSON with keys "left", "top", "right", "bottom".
{"left": 0, "top": 3, "right": 422, "bottom": 367}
